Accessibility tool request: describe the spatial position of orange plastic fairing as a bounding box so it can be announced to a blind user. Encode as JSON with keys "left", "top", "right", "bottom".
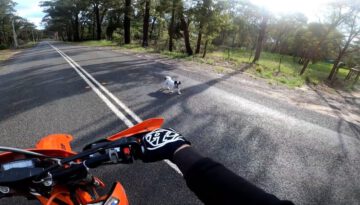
{"left": 36, "top": 134, "right": 73, "bottom": 151}
{"left": 107, "top": 182, "right": 129, "bottom": 205}
{"left": 107, "top": 118, "right": 164, "bottom": 141}
{"left": 86, "top": 182, "right": 128, "bottom": 205}
{"left": 0, "top": 134, "right": 76, "bottom": 163}
{"left": 36, "top": 186, "right": 75, "bottom": 205}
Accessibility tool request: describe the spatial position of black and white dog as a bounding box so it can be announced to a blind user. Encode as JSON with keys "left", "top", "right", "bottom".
{"left": 160, "top": 76, "right": 182, "bottom": 94}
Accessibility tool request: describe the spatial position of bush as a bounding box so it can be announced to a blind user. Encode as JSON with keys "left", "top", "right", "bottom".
{"left": 0, "top": 45, "right": 8, "bottom": 50}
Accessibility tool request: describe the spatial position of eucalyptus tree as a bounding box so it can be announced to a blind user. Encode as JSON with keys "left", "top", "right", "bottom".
{"left": 252, "top": 10, "right": 270, "bottom": 63}
{"left": 328, "top": 0, "right": 360, "bottom": 80}
{"left": 90, "top": 0, "right": 113, "bottom": 40}
{"left": 142, "top": 0, "right": 150, "bottom": 47}
{"left": 299, "top": 1, "right": 348, "bottom": 75}
{"left": 0, "top": 0, "right": 15, "bottom": 47}
{"left": 41, "top": 0, "right": 87, "bottom": 41}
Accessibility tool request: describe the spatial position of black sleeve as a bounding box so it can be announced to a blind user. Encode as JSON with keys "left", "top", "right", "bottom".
{"left": 172, "top": 147, "right": 294, "bottom": 205}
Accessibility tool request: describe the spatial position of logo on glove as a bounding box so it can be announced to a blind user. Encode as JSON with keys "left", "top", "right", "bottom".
{"left": 144, "top": 129, "right": 184, "bottom": 150}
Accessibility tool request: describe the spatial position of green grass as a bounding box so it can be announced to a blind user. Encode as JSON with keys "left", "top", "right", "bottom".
{"left": 18, "top": 41, "right": 37, "bottom": 49}
{"left": 207, "top": 49, "right": 355, "bottom": 88}
{"left": 160, "top": 51, "right": 190, "bottom": 59}
{"left": 122, "top": 43, "right": 157, "bottom": 53}
{"left": 76, "top": 41, "right": 159, "bottom": 54}
{"left": 68, "top": 40, "right": 358, "bottom": 89}
{"left": 76, "top": 40, "right": 118, "bottom": 47}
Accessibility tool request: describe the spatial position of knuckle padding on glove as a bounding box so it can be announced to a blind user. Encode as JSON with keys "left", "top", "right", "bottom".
{"left": 141, "top": 128, "right": 190, "bottom": 162}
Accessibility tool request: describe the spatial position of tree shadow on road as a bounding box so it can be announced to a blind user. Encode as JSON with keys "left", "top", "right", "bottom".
{"left": 302, "top": 82, "right": 360, "bottom": 203}
{"left": 2, "top": 45, "right": 359, "bottom": 204}
{"left": 305, "top": 82, "right": 360, "bottom": 141}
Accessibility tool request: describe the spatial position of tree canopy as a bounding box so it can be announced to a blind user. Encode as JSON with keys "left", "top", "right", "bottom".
{"left": 0, "top": 0, "right": 40, "bottom": 49}
{"left": 38, "top": 0, "right": 360, "bottom": 82}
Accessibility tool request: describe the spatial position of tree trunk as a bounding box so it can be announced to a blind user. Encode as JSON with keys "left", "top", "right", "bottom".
{"left": 80, "top": 23, "right": 84, "bottom": 41}
{"left": 202, "top": 39, "right": 208, "bottom": 58}
{"left": 272, "top": 40, "right": 279, "bottom": 53}
{"left": 180, "top": 15, "right": 193, "bottom": 56}
{"left": 94, "top": 5, "right": 101, "bottom": 40}
{"left": 60, "top": 32, "right": 65, "bottom": 41}
{"left": 252, "top": 16, "right": 268, "bottom": 63}
{"left": 299, "top": 58, "right": 310, "bottom": 75}
{"left": 67, "top": 24, "right": 72, "bottom": 41}
{"left": 168, "top": 0, "right": 176, "bottom": 52}
{"left": 299, "top": 24, "right": 339, "bottom": 75}
{"left": 232, "top": 33, "right": 236, "bottom": 47}
{"left": 73, "top": 14, "right": 80, "bottom": 41}
{"left": 299, "top": 50, "right": 317, "bottom": 75}
{"left": 92, "top": 15, "right": 96, "bottom": 40}
{"left": 195, "top": 24, "right": 202, "bottom": 54}
{"left": 149, "top": 17, "right": 156, "bottom": 40}
{"left": 328, "top": 54, "right": 342, "bottom": 81}
{"left": 142, "top": 0, "right": 150, "bottom": 47}
{"left": 11, "top": 19, "right": 18, "bottom": 48}
{"left": 124, "top": 0, "right": 131, "bottom": 44}
{"left": 328, "top": 37, "right": 352, "bottom": 81}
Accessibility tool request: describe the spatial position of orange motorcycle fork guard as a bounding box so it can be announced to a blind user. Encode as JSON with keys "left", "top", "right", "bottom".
{"left": 36, "top": 189, "right": 91, "bottom": 205}
{"left": 107, "top": 118, "right": 164, "bottom": 141}
{"left": 36, "top": 182, "right": 128, "bottom": 205}
{"left": 88, "top": 182, "right": 129, "bottom": 205}
{"left": 36, "top": 134, "right": 74, "bottom": 152}
{"left": 36, "top": 186, "right": 76, "bottom": 205}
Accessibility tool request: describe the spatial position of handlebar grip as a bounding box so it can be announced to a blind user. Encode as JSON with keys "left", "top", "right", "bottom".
{"left": 85, "top": 153, "right": 111, "bottom": 168}
{"left": 51, "top": 154, "right": 110, "bottom": 181}
{"left": 51, "top": 138, "right": 142, "bottom": 182}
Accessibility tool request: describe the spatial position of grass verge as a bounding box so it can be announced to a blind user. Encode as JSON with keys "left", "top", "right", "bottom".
{"left": 0, "top": 49, "right": 20, "bottom": 63}
{"left": 0, "top": 42, "right": 37, "bottom": 66}
{"left": 18, "top": 41, "right": 37, "bottom": 49}
{"left": 75, "top": 40, "right": 118, "bottom": 47}
{"left": 69, "top": 40, "right": 359, "bottom": 89}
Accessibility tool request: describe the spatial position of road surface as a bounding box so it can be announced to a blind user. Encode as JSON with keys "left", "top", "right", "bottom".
{"left": 0, "top": 41, "right": 359, "bottom": 204}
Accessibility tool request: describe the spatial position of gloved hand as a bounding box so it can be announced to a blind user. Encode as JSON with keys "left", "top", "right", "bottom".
{"left": 140, "top": 128, "right": 190, "bottom": 162}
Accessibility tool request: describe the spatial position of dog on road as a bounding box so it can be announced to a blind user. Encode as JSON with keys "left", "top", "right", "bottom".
{"left": 160, "top": 76, "right": 182, "bottom": 95}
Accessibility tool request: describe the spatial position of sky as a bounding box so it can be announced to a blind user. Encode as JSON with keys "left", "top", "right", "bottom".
{"left": 14, "top": 0, "right": 333, "bottom": 29}
{"left": 14, "top": 0, "right": 43, "bottom": 29}
{"left": 250, "top": 0, "right": 332, "bottom": 22}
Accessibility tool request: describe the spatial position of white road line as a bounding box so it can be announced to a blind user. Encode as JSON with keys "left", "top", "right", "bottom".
{"left": 48, "top": 42, "right": 183, "bottom": 175}
{"left": 56, "top": 48, "right": 142, "bottom": 123}
{"left": 49, "top": 44, "right": 134, "bottom": 128}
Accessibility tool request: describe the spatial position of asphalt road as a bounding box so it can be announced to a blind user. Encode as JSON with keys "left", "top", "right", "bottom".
{"left": 0, "top": 41, "right": 359, "bottom": 205}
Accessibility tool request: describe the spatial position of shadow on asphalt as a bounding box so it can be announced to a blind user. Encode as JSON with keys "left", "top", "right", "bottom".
{"left": 306, "top": 82, "right": 360, "bottom": 141}
{"left": 303, "top": 82, "right": 360, "bottom": 203}
{"left": 2, "top": 43, "right": 359, "bottom": 204}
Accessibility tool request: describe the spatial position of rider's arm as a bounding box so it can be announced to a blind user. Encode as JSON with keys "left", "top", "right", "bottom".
{"left": 140, "top": 128, "right": 294, "bottom": 205}
{"left": 172, "top": 146, "right": 294, "bottom": 205}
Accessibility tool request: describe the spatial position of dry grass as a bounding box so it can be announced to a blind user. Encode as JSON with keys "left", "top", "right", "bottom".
{"left": 0, "top": 49, "right": 20, "bottom": 62}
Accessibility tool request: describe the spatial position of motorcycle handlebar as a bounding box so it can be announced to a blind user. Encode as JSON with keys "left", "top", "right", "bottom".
{"left": 51, "top": 153, "right": 111, "bottom": 181}
{"left": 50, "top": 138, "right": 142, "bottom": 182}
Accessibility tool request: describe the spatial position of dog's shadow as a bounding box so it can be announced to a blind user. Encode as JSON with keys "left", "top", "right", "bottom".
{"left": 148, "top": 90, "right": 179, "bottom": 98}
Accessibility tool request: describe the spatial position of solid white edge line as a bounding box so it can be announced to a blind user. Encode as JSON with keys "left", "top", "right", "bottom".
{"left": 48, "top": 42, "right": 183, "bottom": 175}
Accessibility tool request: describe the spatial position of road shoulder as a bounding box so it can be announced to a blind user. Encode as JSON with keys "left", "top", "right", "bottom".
{"left": 103, "top": 46, "right": 360, "bottom": 126}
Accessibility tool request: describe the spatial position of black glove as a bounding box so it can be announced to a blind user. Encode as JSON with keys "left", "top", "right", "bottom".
{"left": 140, "top": 128, "right": 190, "bottom": 162}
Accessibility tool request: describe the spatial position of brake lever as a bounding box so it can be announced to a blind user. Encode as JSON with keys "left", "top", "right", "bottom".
{"left": 61, "top": 137, "right": 139, "bottom": 164}
{"left": 108, "top": 148, "right": 120, "bottom": 163}
{"left": 36, "top": 137, "right": 140, "bottom": 180}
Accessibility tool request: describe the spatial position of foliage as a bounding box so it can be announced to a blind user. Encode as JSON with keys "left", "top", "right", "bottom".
{"left": 40, "top": 0, "right": 360, "bottom": 88}
{"left": 0, "top": 0, "right": 40, "bottom": 48}
{"left": 76, "top": 40, "right": 117, "bottom": 46}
